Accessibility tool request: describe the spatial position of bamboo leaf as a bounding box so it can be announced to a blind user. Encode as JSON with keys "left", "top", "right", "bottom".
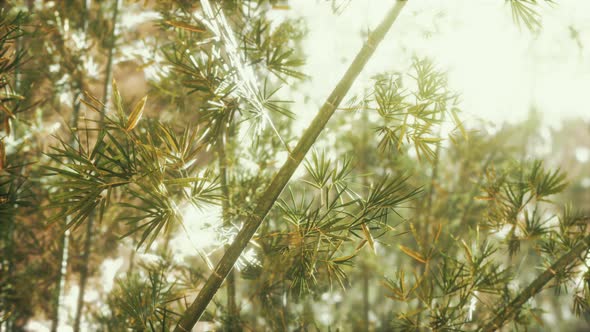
{"left": 361, "top": 223, "right": 376, "bottom": 254}
{"left": 450, "top": 107, "right": 467, "bottom": 140}
{"left": 81, "top": 90, "right": 105, "bottom": 113}
{"left": 332, "top": 253, "right": 356, "bottom": 264}
{"left": 126, "top": 96, "right": 147, "bottom": 132}
{"left": 399, "top": 245, "right": 427, "bottom": 264}
{"left": 461, "top": 240, "right": 473, "bottom": 263}
{"left": 112, "top": 78, "right": 124, "bottom": 115}
{"left": 165, "top": 20, "right": 205, "bottom": 33}
{"left": 163, "top": 177, "right": 207, "bottom": 186}
{"left": 0, "top": 103, "right": 15, "bottom": 117}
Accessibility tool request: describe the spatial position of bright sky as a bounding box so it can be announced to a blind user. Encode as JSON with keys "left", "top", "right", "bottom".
{"left": 290, "top": 0, "right": 590, "bottom": 127}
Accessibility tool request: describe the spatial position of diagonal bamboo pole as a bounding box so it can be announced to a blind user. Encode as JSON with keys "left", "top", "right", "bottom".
{"left": 481, "top": 234, "right": 590, "bottom": 332}
{"left": 174, "top": 1, "right": 409, "bottom": 330}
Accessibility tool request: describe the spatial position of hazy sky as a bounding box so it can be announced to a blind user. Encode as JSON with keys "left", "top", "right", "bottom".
{"left": 288, "top": 0, "right": 590, "bottom": 127}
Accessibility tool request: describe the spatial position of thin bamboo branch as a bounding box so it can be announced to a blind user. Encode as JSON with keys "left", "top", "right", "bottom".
{"left": 173, "top": 1, "right": 409, "bottom": 330}
{"left": 480, "top": 235, "right": 590, "bottom": 332}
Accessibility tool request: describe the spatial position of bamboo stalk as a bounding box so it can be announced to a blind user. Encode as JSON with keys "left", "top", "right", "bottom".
{"left": 173, "top": 1, "right": 409, "bottom": 330}
{"left": 415, "top": 113, "right": 442, "bottom": 327}
{"left": 481, "top": 235, "right": 590, "bottom": 332}
{"left": 52, "top": 91, "right": 82, "bottom": 332}
{"left": 458, "top": 151, "right": 496, "bottom": 226}
{"left": 218, "top": 116, "right": 239, "bottom": 330}
{"left": 2, "top": 21, "right": 23, "bottom": 332}
{"left": 73, "top": 211, "right": 93, "bottom": 332}
{"left": 362, "top": 266, "right": 370, "bottom": 331}
{"left": 73, "top": 1, "right": 119, "bottom": 330}
{"left": 100, "top": 0, "right": 120, "bottom": 123}
{"left": 52, "top": 0, "right": 95, "bottom": 327}
{"left": 360, "top": 106, "right": 371, "bottom": 332}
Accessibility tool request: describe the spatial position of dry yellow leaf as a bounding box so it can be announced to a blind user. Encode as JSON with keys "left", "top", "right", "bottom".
{"left": 399, "top": 244, "right": 426, "bottom": 264}
{"left": 165, "top": 20, "right": 205, "bottom": 33}
{"left": 332, "top": 254, "right": 356, "bottom": 263}
{"left": 0, "top": 104, "right": 15, "bottom": 118}
{"left": 125, "top": 96, "right": 147, "bottom": 132}
{"left": 361, "top": 223, "right": 376, "bottom": 254}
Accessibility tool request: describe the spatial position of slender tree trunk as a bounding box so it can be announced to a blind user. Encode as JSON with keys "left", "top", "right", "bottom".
{"left": 415, "top": 112, "right": 443, "bottom": 328}
{"left": 458, "top": 151, "right": 496, "bottom": 226}
{"left": 48, "top": 94, "right": 62, "bottom": 332}
{"left": 302, "top": 299, "right": 314, "bottom": 330}
{"left": 218, "top": 124, "right": 239, "bottom": 330}
{"left": 362, "top": 267, "right": 370, "bottom": 331}
{"left": 51, "top": 91, "right": 82, "bottom": 332}
{"left": 73, "top": 212, "right": 93, "bottom": 332}
{"left": 174, "top": 2, "right": 409, "bottom": 330}
{"left": 281, "top": 283, "right": 289, "bottom": 331}
{"left": 225, "top": 267, "right": 237, "bottom": 329}
{"left": 101, "top": 0, "right": 120, "bottom": 124}
{"left": 359, "top": 105, "right": 371, "bottom": 332}
{"left": 51, "top": 229, "right": 71, "bottom": 332}
{"left": 418, "top": 111, "right": 444, "bottom": 248}
{"left": 2, "top": 212, "right": 15, "bottom": 332}
{"left": 2, "top": 28, "right": 22, "bottom": 332}
{"left": 51, "top": 0, "right": 90, "bottom": 332}
{"left": 73, "top": 1, "right": 120, "bottom": 329}
{"left": 127, "top": 235, "right": 137, "bottom": 275}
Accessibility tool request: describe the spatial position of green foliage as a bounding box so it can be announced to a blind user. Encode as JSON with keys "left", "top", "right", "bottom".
{"left": 380, "top": 121, "right": 589, "bottom": 331}
{"left": 507, "top": 0, "right": 555, "bottom": 32}
{"left": 0, "top": 8, "right": 35, "bottom": 328}
{"left": 1, "top": 1, "right": 589, "bottom": 331}
{"left": 259, "top": 148, "right": 422, "bottom": 299}
{"left": 94, "top": 259, "right": 183, "bottom": 331}
{"left": 45, "top": 92, "right": 222, "bottom": 249}
{"left": 348, "top": 58, "right": 462, "bottom": 163}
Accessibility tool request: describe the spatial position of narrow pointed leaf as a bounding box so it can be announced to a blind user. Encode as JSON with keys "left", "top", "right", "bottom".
{"left": 126, "top": 96, "right": 147, "bottom": 131}
{"left": 361, "top": 223, "right": 376, "bottom": 254}
{"left": 399, "top": 245, "right": 427, "bottom": 264}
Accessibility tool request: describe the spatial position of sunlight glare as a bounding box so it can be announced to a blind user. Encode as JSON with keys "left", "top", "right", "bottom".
{"left": 172, "top": 203, "right": 223, "bottom": 265}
